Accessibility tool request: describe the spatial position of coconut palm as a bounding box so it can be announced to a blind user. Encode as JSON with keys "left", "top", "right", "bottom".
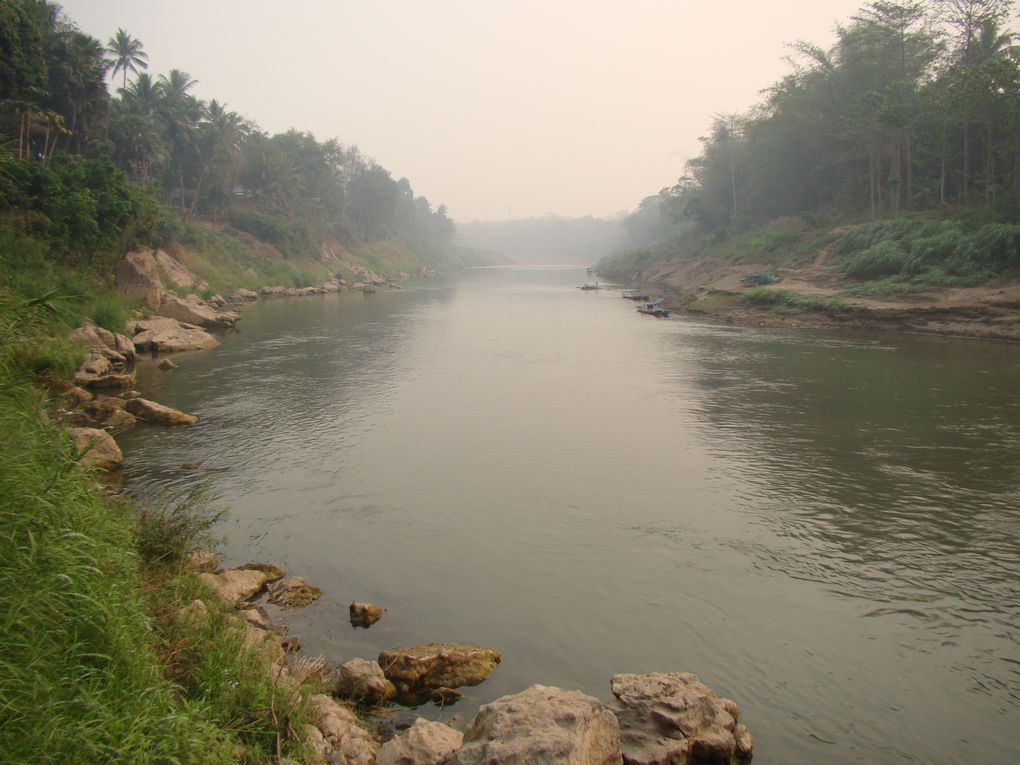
{"left": 105, "top": 28, "right": 147, "bottom": 90}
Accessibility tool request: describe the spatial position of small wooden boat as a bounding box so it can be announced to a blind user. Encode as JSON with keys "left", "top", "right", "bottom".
{"left": 622, "top": 293, "right": 650, "bottom": 301}
{"left": 578, "top": 282, "right": 600, "bottom": 291}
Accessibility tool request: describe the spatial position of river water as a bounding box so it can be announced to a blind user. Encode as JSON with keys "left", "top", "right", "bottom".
{"left": 118, "top": 266, "right": 1020, "bottom": 764}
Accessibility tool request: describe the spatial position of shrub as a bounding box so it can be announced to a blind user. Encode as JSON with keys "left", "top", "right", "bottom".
{"left": 135, "top": 487, "right": 226, "bottom": 566}
{"left": 842, "top": 240, "right": 914, "bottom": 278}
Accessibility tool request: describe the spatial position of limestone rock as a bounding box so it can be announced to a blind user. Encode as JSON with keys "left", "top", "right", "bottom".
{"left": 73, "top": 367, "right": 137, "bottom": 390}
{"left": 64, "top": 385, "right": 93, "bottom": 405}
{"left": 158, "top": 292, "right": 238, "bottom": 330}
{"left": 198, "top": 567, "right": 270, "bottom": 607}
{"left": 68, "top": 324, "right": 135, "bottom": 365}
{"left": 129, "top": 317, "right": 219, "bottom": 353}
{"left": 236, "top": 562, "right": 286, "bottom": 581}
{"left": 453, "top": 684, "right": 622, "bottom": 765}
{"left": 68, "top": 427, "right": 123, "bottom": 471}
{"left": 350, "top": 601, "right": 384, "bottom": 627}
{"left": 158, "top": 358, "right": 177, "bottom": 370}
{"left": 242, "top": 620, "right": 286, "bottom": 665}
{"left": 267, "top": 576, "right": 322, "bottom": 608}
{"left": 334, "top": 658, "right": 397, "bottom": 705}
{"left": 609, "top": 672, "right": 753, "bottom": 765}
{"left": 207, "top": 293, "right": 226, "bottom": 308}
{"left": 229, "top": 288, "right": 259, "bottom": 302}
{"left": 307, "top": 694, "right": 380, "bottom": 765}
{"left": 258, "top": 285, "right": 287, "bottom": 298}
{"left": 238, "top": 605, "right": 273, "bottom": 630}
{"left": 378, "top": 643, "right": 500, "bottom": 704}
{"left": 376, "top": 718, "right": 463, "bottom": 765}
{"left": 115, "top": 250, "right": 163, "bottom": 309}
{"left": 431, "top": 687, "right": 464, "bottom": 706}
{"left": 153, "top": 249, "right": 208, "bottom": 292}
{"left": 103, "top": 408, "right": 137, "bottom": 431}
{"left": 124, "top": 397, "right": 198, "bottom": 425}
{"left": 185, "top": 550, "right": 220, "bottom": 573}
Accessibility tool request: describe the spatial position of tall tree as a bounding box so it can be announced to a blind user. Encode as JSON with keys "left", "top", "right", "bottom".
{"left": 104, "top": 28, "right": 147, "bottom": 91}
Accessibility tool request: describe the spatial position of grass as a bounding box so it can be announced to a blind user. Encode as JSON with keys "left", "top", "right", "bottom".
{"left": 0, "top": 294, "right": 329, "bottom": 763}
{"left": 743, "top": 287, "right": 852, "bottom": 313}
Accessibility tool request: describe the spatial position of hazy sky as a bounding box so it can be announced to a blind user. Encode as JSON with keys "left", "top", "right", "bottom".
{"left": 60, "top": 1, "right": 866, "bottom": 221}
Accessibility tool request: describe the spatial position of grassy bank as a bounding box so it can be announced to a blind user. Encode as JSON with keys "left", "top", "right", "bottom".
{"left": 0, "top": 295, "right": 321, "bottom": 764}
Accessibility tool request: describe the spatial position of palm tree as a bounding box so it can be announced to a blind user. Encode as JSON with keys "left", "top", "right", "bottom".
{"left": 105, "top": 29, "right": 148, "bottom": 90}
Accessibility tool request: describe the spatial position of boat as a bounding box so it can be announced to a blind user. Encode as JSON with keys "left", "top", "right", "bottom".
{"left": 578, "top": 282, "right": 600, "bottom": 291}
{"left": 622, "top": 293, "right": 650, "bottom": 301}
{"left": 636, "top": 298, "right": 670, "bottom": 318}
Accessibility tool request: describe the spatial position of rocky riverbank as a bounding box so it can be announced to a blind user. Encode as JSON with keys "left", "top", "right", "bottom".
{"left": 58, "top": 248, "right": 756, "bottom": 764}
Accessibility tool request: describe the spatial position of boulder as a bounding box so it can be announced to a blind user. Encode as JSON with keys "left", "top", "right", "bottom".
{"left": 229, "top": 288, "right": 259, "bottom": 302}
{"left": 258, "top": 285, "right": 287, "bottom": 297}
{"left": 124, "top": 397, "right": 198, "bottom": 425}
{"left": 68, "top": 324, "right": 136, "bottom": 365}
{"left": 153, "top": 249, "right": 209, "bottom": 292}
{"left": 82, "top": 394, "right": 126, "bottom": 419}
{"left": 307, "top": 694, "right": 380, "bottom": 765}
{"left": 185, "top": 550, "right": 220, "bottom": 573}
{"left": 129, "top": 317, "right": 219, "bottom": 353}
{"left": 115, "top": 250, "right": 163, "bottom": 309}
{"left": 453, "top": 684, "right": 622, "bottom": 765}
{"left": 350, "top": 601, "right": 384, "bottom": 627}
{"left": 207, "top": 293, "right": 226, "bottom": 308}
{"left": 68, "top": 427, "right": 123, "bottom": 471}
{"left": 609, "top": 673, "right": 753, "bottom": 765}
{"left": 334, "top": 658, "right": 396, "bottom": 705}
{"left": 197, "top": 567, "right": 270, "bottom": 607}
{"left": 64, "top": 385, "right": 93, "bottom": 405}
{"left": 267, "top": 576, "right": 322, "bottom": 608}
{"left": 73, "top": 367, "right": 137, "bottom": 390}
{"left": 158, "top": 358, "right": 177, "bottom": 370}
{"left": 235, "top": 562, "right": 286, "bottom": 581}
{"left": 103, "top": 408, "right": 137, "bottom": 431}
{"left": 158, "top": 292, "right": 238, "bottom": 330}
{"left": 241, "top": 620, "right": 286, "bottom": 665}
{"left": 378, "top": 643, "right": 500, "bottom": 704}
{"left": 376, "top": 718, "right": 464, "bottom": 765}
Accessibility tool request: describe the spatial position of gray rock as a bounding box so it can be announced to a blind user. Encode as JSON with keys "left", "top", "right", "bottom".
{"left": 158, "top": 292, "right": 238, "bottom": 330}
{"left": 453, "top": 684, "right": 622, "bottom": 765}
{"left": 197, "top": 568, "right": 271, "bottom": 607}
{"left": 307, "top": 694, "right": 380, "bottom": 765}
{"left": 185, "top": 550, "right": 220, "bottom": 573}
{"left": 129, "top": 317, "right": 219, "bottom": 353}
{"left": 124, "top": 397, "right": 198, "bottom": 425}
{"left": 378, "top": 643, "right": 501, "bottom": 704}
{"left": 68, "top": 427, "right": 123, "bottom": 471}
{"left": 334, "top": 658, "right": 396, "bottom": 705}
{"left": 350, "top": 601, "right": 384, "bottom": 627}
{"left": 609, "top": 672, "right": 752, "bottom": 765}
{"left": 153, "top": 249, "right": 208, "bottom": 292}
{"left": 267, "top": 576, "right": 322, "bottom": 608}
{"left": 115, "top": 250, "right": 164, "bottom": 309}
{"left": 229, "top": 288, "right": 259, "bottom": 302}
{"left": 376, "top": 718, "right": 463, "bottom": 765}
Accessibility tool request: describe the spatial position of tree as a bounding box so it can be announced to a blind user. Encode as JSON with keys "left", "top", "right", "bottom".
{"left": 104, "top": 28, "right": 146, "bottom": 91}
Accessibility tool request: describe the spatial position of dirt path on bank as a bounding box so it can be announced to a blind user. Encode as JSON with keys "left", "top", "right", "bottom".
{"left": 631, "top": 251, "right": 1020, "bottom": 342}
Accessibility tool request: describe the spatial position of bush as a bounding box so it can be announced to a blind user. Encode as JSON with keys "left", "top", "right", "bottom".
{"left": 136, "top": 487, "right": 226, "bottom": 566}
{"left": 842, "top": 240, "right": 914, "bottom": 278}
{"left": 744, "top": 287, "right": 851, "bottom": 312}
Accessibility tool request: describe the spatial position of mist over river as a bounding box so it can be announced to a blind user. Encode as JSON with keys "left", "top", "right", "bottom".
{"left": 118, "top": 266, "right": 1020, "bottom": 764}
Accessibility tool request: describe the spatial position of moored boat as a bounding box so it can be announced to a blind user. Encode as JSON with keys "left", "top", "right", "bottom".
{"left": 578, "top": 282, "right": 600, "bottom": 290}
{"left": 636, "top": 298, "right": 670, "bottom": 318}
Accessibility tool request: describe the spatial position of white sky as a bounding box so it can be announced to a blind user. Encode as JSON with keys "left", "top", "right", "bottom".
{"left": 60, "top": 0, "right": 866, "bottom": 221}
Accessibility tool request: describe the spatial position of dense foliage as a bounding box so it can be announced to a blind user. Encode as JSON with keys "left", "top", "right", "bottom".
{"left": 621, "top": 0, "right": 1020, "bottom": 257}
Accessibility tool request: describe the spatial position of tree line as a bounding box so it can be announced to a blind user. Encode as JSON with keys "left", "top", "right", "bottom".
{"left": 629, "top": 0, "right": 1019, "bottom": 245}
{"left": 0, "top": 0, "right": 454, "bottom": 258}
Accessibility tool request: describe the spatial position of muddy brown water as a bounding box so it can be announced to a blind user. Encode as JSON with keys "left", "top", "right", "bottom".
{"left": 118, "top": 266, "right": 1020, "bottom": 764}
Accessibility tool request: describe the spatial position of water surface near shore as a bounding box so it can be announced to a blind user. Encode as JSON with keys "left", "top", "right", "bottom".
{"left": 119, "top": 266, "right": 1020, "bottom": 764}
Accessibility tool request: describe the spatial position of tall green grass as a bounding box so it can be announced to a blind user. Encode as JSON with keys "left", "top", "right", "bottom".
{"left": 743, "top": 287, "right": 852, "bottom": 313}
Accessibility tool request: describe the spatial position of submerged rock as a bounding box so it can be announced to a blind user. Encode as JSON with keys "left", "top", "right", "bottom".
{"left": 235, "top": 562, "right": 286, "bottom": 581}
{"left": 198, "top": 567, "right": 271, "bottom": 607}
{"left": 452, "top": 684, "right": 622, "bottom": 765}
{"left": 609, "top": 672, "right": 752, "bottom": 765}
{"left": 334, "top": 658, "right": 396, "bottom": 706}
{"left": 350, "top": 601, "right": 384, "bottom": 627}
{"left": 68, "top": 427, "right": 123, "bottom": 471}
{"left": 267, "top": 576, "right": 322, "bottom": 608}
{"left": 376, "top": 718, "right": 463, "bottom": 765}
{"left": 124, "top": 397, "right": 197, "bottom": 425}
{"left": 158, "top": 358, "right": 177, "bottom": 370}
{"left": 378, "top": 643, "right": 500, "bottom": 704}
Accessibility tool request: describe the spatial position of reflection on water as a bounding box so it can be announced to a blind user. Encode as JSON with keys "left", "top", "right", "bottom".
{"left": 118, "top": 267, "right": 1020, "bottom": 764}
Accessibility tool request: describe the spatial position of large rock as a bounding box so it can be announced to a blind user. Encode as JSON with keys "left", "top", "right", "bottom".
{"left": 229, "top": 288, "right": 259, "bottom": 302}
{"left": 197, "top": 567, "right": 271, "bottom": 607}
{"left": 153, "top": 249, "right": 208, "bottom": 292}
{"left": 609, "top": 673, "right": 753, "bottom": 765}
{"left": 376, "top": 718, "right": 463, "bottom": 765}
{"left": 68, "top": 324, "right": 136, "bottom": 365}
{"left": 115, "top": 250, "right": 163, "bottom": 309}
{"left": 129, "top": 317, "right": 219, "bottom": 353}
{"left": 68, "top": 427, "right": 123, "bottom": 471}
{"left": 453, "top": 684, "right": 622, "bottom": 765}
{"left": 124, "top": 397, "right": 197, "bottom": 425}
{"left": 267, "top": 576, "right": 322, "bottom": 608}
{"left": 158, "top": 292, "right": 238, "bottom": 330}
{"left": 307, "top": 694, "right": 380, "bottom": 765}
{"left": 378, "top": 643, "right": 501, "bottom": 704}
{"left": 350, "top": 601, "right": 384, "bottom": 627}
{"left": 334, "top": 658, "right": 396, "bottom": 705}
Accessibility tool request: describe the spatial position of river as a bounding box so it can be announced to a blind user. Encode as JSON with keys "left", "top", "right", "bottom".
{"left": 118, "top": 266, "right": 1020, "bottom": 764}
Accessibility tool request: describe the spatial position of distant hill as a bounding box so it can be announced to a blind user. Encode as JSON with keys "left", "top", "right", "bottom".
{"left": 456, "top": 215, "right": 623, "bottom": 266}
